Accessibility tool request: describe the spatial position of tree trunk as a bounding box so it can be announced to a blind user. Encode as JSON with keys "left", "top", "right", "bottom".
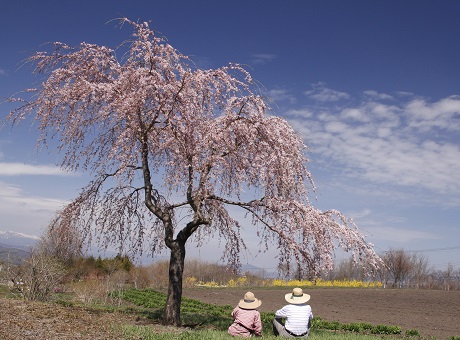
{"left": 163, "top": 240, "right": 186, "bottom": 326}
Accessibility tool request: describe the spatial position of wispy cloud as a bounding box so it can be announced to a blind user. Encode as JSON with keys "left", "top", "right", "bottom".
{"left": 363, "top": 90, "right": 394, "bottom": 100}
{"left": 251, "top": 53, "right": 277, "bottom": 65}
{"left": 0, "top": 182, "right": 65, "bottom": 212}
{"left": 0, "top": 69, "right": 6, "bottom": 76}
{"left": 304, "top": 82, "right": 350, "bottom": 102}
{"left": 285, "top": 108, "right": 313, "bottom": 119}
{"left": 365, "top": 226, "right": 440, "bottom": 243}
{"left": 287, "top": 91, "right": 460, "bottom": 201}
{"left": 0, "top": 162, "right": 73, "bottom": 176}
{"left": 266, "top": 88, "right": 296, "bottom": 104}
{"left": 0, "top": 181, "right": 67, "bottom": 234}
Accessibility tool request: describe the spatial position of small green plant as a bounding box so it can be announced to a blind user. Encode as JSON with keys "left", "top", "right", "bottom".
{"left": 260, "top": 311, "right": 275, "bottom": 324}
{"left": 447, "top": 337, "right": 460, "bottom": 340}
{"left": 405, "top": 329, "right": 420, "bottom": 337}
{"left": 55, "top": 299, "right": 74, "bottom": 307}
{"left": 342, "top": 323, "right": 365, "bottom": 333}
{"left": 359, "top": 323, "right": 374, "bottom": 331}
{"left": 314, "top": 318, "right": 341, "bottom": 331}
{"left": 371, "top": 324, "right": 401, "bottom": 335}
{"left": 0, "top": 284, "right": 9, "bottom": 297}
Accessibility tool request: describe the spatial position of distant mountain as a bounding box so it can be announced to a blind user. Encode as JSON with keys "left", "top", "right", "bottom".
{"left": 241, "top": 263, "right": 277, "bottom": 278}
{"left": 0, "top": 231, "right": 40, "bottom": 264}
{"left": 0, "top": 246, "right": 30, "bottom": 264}
{"left": 0, "top": 231, "right": 40, "bottom": 249}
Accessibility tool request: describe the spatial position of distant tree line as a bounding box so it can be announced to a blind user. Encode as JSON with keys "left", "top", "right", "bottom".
{"left": 2, "top": 222, "right": 459, "bottom": 303}
{"left": 319, "top": 248, "right": 460, "bottom": 291}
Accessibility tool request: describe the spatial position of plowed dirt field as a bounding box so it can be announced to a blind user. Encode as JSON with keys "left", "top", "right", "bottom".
{"left": 182, "top": 287, "right": 460, "bottom": 339}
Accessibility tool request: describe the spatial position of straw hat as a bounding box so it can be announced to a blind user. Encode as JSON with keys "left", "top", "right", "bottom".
{"left": 284, "top": 287, "right": 311, "bottom": 304}
{"left": 238, "top": 291, "right": 262, "bottom": 309}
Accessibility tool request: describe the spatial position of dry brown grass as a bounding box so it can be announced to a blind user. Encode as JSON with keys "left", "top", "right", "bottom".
{"left": 0, "top": 297, "right": 130, "bottom": 339}
{"left": 0, "top": 297, "right": 181, "bottom": 339}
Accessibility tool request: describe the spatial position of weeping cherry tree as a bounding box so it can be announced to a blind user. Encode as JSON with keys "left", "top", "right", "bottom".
{"left": 4, "top": 19, "right": 382, "bottom": 325}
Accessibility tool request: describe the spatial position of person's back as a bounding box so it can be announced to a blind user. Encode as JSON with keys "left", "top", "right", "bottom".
{"left": 273, "top": 287, "right": 313, "bottom": 338}
{"left": 228, "top": 291, "right": 263, "bottom": 337}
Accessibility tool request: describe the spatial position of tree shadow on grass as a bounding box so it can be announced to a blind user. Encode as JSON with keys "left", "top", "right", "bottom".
{"left": 135, "top": 307, "right": 233, "bottom": 331}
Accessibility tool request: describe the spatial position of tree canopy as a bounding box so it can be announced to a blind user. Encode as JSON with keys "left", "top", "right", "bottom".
{"left": 4, "top": 18, "right": 382, "bottom": 325}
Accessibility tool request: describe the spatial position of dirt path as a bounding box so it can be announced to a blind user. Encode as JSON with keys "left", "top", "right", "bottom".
{"left": 182, "top": 287, "right": 460, "bottom": 339}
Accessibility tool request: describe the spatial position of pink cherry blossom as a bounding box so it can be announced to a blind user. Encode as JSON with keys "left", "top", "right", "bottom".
{"left": 4, "top": 18, "right": 382, "bottom": 326}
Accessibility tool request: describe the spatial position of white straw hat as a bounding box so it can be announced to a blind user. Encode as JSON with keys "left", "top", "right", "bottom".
{"left": 238, "top": 291, "right": 262, "bottom": 309}
{"left": 284, "top": 287, "right": 311, "bottom": 304}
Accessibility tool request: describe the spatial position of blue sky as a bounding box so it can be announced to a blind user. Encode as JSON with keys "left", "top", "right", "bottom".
{"left": 1, "top": 1, "right": 459, "bottom": 271}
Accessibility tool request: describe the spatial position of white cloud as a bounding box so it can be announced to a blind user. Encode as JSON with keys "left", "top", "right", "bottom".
{"left": 348, "top": 208, "right": 372, "bottom": 219}
{"left": 340, "top": 108, "right": 370, "bottom": 122}
{"left": 285, "top": 108, "right": 313, "bottom": 119}
{"left": 304, "top": 82, "right": 350, "bottom": 102}
{"left": 0, "top": 182, "right": 65, "bottom": 211}
{"left": 266, "top": 88, "right": 296, "bottom": 104}
{"left": 251, "top": 53, "right": 277, "bottom": 65}
{"left": 289, "top": 92, "right": 460, "bottom": 200}
{"left": 0, "top": 162, "right": 73, "bottom": 176}
{"left": 365, "top": 226, "right": 439, "bottom": 243}
{"left": 405, "top": 96, "right": 460, "bottom": 132}
{"left": 0, "top": 69, "right": 6, "bottom": 76}
{"left": 324, "top": 121, "right": 348, "bottom": 134}
{"left": 0, "top": 181, "right": 67, "bottom": 234}
{"left": 363, "top": 90, "right": 394, "bottom": 100}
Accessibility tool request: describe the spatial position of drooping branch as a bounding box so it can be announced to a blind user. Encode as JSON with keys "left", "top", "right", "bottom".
{"left": 3, "top": 19, "right": 383, "bottom": 316}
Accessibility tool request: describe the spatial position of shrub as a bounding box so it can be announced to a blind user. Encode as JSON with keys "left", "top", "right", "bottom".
{"left": 4, "top": 246, "right": 67, "bottom": 301}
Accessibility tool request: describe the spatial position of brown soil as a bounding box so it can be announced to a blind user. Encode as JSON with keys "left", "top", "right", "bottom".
{"left": 182, "top": 287, "right": 460, "bottom": 339}
{"left": 0, "top": 288, "right": 458, "bottom": 339}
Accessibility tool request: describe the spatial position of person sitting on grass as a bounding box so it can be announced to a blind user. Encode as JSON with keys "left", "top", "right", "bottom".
{"left": 273, "top": 287, "right": 313, "bottom": 338}
{"left": 228, "top": 291, "right": 263, "bottom": 337}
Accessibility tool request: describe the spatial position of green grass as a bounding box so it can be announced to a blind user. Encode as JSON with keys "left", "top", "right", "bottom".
{"left": 0, "top": 284, "right": 8, "bottom": 297}
{"left": 115, "top": 289, "right": 408, "bottom": 339}
{"left": 117, "top": 325, "right": 398, "bottom": 339}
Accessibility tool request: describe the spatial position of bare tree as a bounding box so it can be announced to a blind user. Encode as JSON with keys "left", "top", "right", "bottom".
{"left": 382, "top": 248, "right": 413, "bottom": 288}
{"left": 25, "top": 246, "right": 67, "bottom": 301}
{"left": 453, "top": 267, "right": 460, "bottom": 290}
{"left": 2, "top": 244, "right": 66, "bottom": 301}
{"left": 409, "top": 252, "right": 429, "bottom": 289}
{"left": 3, "top": 18, "right": 382, "bottom": 325}
{"left": 326, "top": 257, "right": 367, "bottom": 281}
{"left": 40, "top": 215, "right": 84, "bottom": 266}
{"left": 443, "top": 263, "right": 454, "bottom": 291}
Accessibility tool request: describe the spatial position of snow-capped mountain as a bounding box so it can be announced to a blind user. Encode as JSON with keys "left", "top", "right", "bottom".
{"left": 0, "top": 231, "right": 40, "bottom": 248}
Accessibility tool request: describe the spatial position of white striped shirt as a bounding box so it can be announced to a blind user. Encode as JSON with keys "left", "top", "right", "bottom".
{"left": 275, "top": 303, "right": 313, "bottom": 335}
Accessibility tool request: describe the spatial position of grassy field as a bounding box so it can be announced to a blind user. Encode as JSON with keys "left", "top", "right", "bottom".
{"left": 118, "top": 326, "right": 390, "bottom": 339}
{"left": 2, "top": 285, "right": 457, "bottom": 339}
